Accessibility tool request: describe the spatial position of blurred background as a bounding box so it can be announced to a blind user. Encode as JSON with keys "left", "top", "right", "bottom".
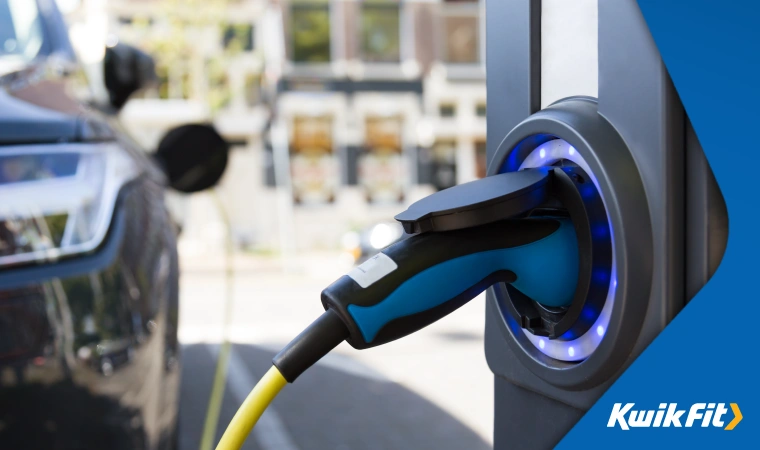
{"left": 56, "top": 0, "right": 492, "bottom": 448}
{"left": 58, "top": 0, "right": 486, "bottom": 256}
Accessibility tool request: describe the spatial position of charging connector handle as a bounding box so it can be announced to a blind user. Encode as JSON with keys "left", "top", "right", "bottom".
{"left": 271, "top": 218, "right": 578, "bottom": 383}
{"left": 322, "top": 218, "right": 578, "bottom": 350}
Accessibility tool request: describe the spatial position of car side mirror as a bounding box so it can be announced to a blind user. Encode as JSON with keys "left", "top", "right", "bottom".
{"left": 154, "top": 124, "right": 230, "bottom": 193}
{"left": 104, "top": 43, "right": 156, "bottom": 110}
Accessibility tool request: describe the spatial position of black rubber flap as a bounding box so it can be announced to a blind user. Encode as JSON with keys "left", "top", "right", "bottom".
{"left": 395, "top": 168, "right": 551, "bottom": 234}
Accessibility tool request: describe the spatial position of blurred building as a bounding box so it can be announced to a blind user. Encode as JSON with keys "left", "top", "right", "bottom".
{"left": 60, "top": 0, "right": 274, "bottom": 249}
{"left": 105, "top": 0, "right": 269, "bottom": 143}
{"left": 59, "top": 0, "right": 486, "bottom": 252}
{"left": 261, "top": 0, "right": 486, "bottom": 250}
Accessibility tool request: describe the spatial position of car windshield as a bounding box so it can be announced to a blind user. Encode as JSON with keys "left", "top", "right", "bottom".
{"left": 0, "top": 0, "right": 45, "bottom": 63}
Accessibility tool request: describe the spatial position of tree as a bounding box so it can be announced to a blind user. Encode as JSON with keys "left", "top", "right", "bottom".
{"left": 124, "top": 0, "right": 244, "bottom": 112}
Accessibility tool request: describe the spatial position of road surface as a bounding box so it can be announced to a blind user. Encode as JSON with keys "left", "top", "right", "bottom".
{"left": 177, "top": 250, "right": 494, "bottom": 450}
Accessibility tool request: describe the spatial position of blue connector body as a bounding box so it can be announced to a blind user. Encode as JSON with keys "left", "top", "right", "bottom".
{"left": 347, "top": 220, "right": 578, "bottom": 343}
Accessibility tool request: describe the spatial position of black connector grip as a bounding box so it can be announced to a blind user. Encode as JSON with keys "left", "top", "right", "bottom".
{"left": 272, "top": 309, "right": 349, "bottom": 383}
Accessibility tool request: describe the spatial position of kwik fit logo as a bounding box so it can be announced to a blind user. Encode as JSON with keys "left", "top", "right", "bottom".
{"left": 607, "top": 403, "right": 742, "bottom": 430}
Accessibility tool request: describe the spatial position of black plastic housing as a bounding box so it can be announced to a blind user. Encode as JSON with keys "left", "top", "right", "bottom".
{"left": 272, "top": 309, "right": 349, "bottom": 383}
{"left": 395, "top": 168, "right": 551, "bottom": 234}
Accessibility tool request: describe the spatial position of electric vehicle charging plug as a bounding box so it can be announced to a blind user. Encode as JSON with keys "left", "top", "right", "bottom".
{"left": 272, "top": 218, "right": 578, "bottom": 383}
{"left": 216, "top": 168, "right": 592, "bottom": 450}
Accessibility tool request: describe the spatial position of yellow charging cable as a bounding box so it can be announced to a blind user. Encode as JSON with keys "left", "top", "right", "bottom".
{"left": 214, "top": 310, "right": 349, "bottom": 450}
{"left": 215, "top": 366, "right": 288, "bottom": 450}
{"left": 199, "top": 190, "right": 238, "bottom": 450}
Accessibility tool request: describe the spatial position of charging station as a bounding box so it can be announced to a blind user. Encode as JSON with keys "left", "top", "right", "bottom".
{"left": 211, "top": 3, "right": 734, "bottom": 449}
{"left": 484, "top": 1, "right": 728, "bottom": 447}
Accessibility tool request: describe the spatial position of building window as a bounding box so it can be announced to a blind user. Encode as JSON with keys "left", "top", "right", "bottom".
{"left": 443, "top": 16, "right": 479, "bottom": 64}
{"left": 360, "top": 2, "right": 401, "bottom": 63}
{"left": 439, "top": 103, "right": 456, "bottom": 118}
{"left": 223, "top": 24, "right": 254, "bottom": 52}
{"left": 359, "top": 116, "right": 405, "bottom": 203}
{"left": 290, "top": 116, "right": 338, "bottom": 205}
{"left": 442, "top": 1, "right": 481, "bottom": 64}
{"left": 475, "top": 139, "right": 487, "bottom": 178}
{"left": 431, "top": 140, "right": 457, "bottom": 191}
{"left": 291, "top": 3, "right": 331, "bottom": 63}
{"left": 476, "top": 102, "right": 486, "bottom": 117}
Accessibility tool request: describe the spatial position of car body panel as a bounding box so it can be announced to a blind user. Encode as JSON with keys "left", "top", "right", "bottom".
{"left": 0, "top": 179, "right": 181, "bottom": 450}
{"left": 0, "top": 1, "right": 182, "bottom": 448}
{"left": 0, "top": 86, "right": 81, "bottom": 144}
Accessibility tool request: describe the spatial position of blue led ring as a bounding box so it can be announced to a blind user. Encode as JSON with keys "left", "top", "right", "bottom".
{"left": 519, "top": 138, "right": 617, "bottom": 362}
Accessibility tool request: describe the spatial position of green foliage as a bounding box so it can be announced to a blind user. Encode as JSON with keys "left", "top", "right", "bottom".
{"left": 123, "top": 0, "right": 245, "bottom": 111}
{"left": 222, "top": 24, "right": 254, "bottom": 52}
{"left": 206, "top": 57, "right": 231, "bottom": 111}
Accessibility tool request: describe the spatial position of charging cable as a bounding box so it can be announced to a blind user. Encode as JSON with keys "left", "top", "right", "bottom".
{"left": 215, "top": 366, "right": 288, "bottom": 449}
{"left": 199, "top": 190, "right": 237, "bottom": 450}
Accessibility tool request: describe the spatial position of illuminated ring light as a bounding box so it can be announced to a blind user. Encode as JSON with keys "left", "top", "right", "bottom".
{"left": 518, "top": 138, "right": 617, "bottom": 362}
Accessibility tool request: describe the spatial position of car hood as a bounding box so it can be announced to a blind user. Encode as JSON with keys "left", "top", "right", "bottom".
{"left": 0, "top": 55, "right": 92, "bottom": 145}
{"left": 0, "top": 87, "right": 81, "bottom": 145}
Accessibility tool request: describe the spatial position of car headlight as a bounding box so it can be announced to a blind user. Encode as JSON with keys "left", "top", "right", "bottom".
{"left": 0, "top": 143, "right": 140, "bottom": 267}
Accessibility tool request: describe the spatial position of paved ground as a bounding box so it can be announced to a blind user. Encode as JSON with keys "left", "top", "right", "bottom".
{"left": 176, "top": 250, "right": 494, "bottom": 450}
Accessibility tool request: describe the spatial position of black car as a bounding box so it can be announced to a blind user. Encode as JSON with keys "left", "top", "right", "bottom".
{"left": 0, "top": 1, "right": 229, "bottom": 449}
